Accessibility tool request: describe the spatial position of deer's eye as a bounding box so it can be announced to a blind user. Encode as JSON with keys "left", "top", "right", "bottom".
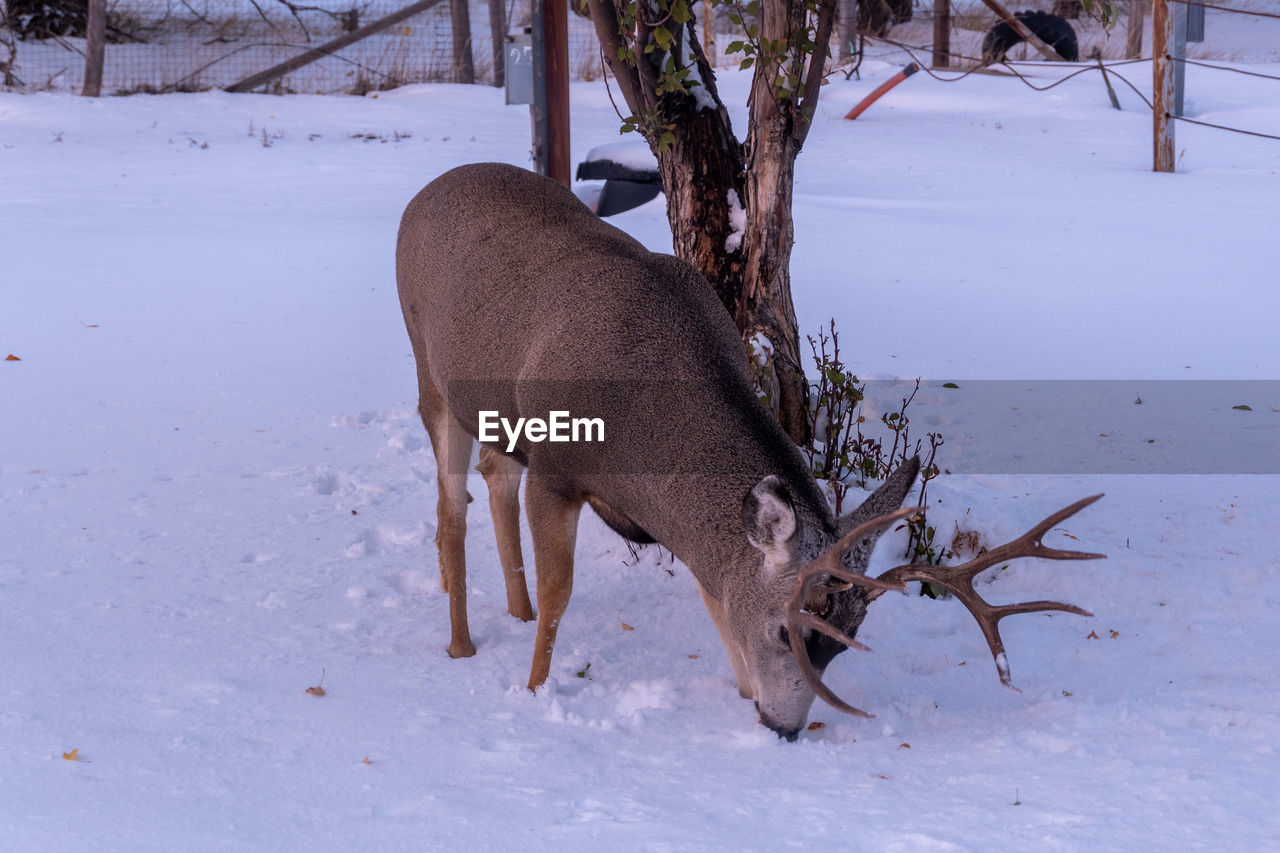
{"left": 776, "top": 624, "right": 791, "bottom": 647}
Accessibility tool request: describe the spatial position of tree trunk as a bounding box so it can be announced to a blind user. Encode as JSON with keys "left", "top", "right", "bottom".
{"left": 585, "top": 0, "right": 829, "bottom": 442}
{"left": 738, "top": 128, "right": 807, "bottom": 442}
{"left": 451, "top": 0, "right": 475, "bottom": 84}
{"left": 81, "top": 0, "right": 106, "bottom": 97}
{"left": 838, "top": 0, "right": 859, "bottom": 60}
{"left": 1125, "top": 0, "right": 1146, "bottom": 59}
{"left": 652, "top": 108, "right": 748, "bottom": 319}
{"left": 488, "top": 0, "right": 507, "bottom": 87}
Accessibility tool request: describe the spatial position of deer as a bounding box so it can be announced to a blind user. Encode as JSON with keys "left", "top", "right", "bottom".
{"left": 395, "top": 162, "right": 1104, "bottom": 740}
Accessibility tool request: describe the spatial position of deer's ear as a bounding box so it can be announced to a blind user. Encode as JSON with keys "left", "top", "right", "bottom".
{"left": 743, "top": 476, "right": 797, "bottom": 557}
{"left": 840, "top": 456, "right": 919, "bottom": 531}
{"left": 835, "top": 456, "right": 920, "bottom": 568}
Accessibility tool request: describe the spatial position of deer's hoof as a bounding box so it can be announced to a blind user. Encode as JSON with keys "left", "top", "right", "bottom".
{"left": 447, "top": 639, "right": 477, "bottom": 659}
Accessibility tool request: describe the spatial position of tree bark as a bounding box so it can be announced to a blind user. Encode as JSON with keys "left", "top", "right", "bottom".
{"left": 451, "top": 0, "right": 475, "bottom": 84}
{"left": 739, "top": 126, "right": 806, "bottom": 442}
{"left": 585, "top": 0, "right": 832, "bottom": 442}
{"left": 82, "top": 0, "right": 106, "bottom": 97}
{"left": 488, "top": 0, "right": 507, "bottom": 87}
{"left": 1125, "top": 0, "right": 1146, "bottom": 59}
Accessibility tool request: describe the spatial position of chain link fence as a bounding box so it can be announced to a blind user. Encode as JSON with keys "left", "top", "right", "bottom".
{"left": 0, "top": 0, "right": 602, "bottom": 93}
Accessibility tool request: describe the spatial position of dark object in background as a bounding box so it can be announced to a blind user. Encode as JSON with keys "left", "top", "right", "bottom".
{"left": 8, "top": 0, "right": 88, "bottom": 40}
{"left": 1052, "top": 0, "right": 1084, "bottom": 19}
{"left": 982, "top": 10, "right": 1079, "bottom": 63}
{"left": 576, "top": 154, "right": 663, "bottom": 218}
{"left": 855, "top": 0, "right": 914, "bottom": 38}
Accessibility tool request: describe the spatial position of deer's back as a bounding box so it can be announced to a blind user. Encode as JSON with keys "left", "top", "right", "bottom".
{"left": 395, "top": 163, "right": 826, "bottom": 562}
{"left": 397, "top": 163, "right": 749, "bottom": 393}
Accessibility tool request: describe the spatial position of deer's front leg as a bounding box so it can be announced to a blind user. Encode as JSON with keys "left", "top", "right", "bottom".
{"left": 523, "top": 474, "right": 583, "bottom": 690}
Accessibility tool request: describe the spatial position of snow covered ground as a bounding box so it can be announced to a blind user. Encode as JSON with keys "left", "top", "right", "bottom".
{"left": 3, "top": 37, "right": 1279, "bottom": 852}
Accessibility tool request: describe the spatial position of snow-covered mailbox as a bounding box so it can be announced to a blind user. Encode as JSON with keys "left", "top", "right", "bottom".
{"left": 575, "top": 142, "right": 663, "bottom": 217}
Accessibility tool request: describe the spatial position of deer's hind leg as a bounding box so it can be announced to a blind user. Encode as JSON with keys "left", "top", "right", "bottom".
{"left": 476, "top": 447, "right": 534, "bottom": 622}
{"left": 524, "top": 473, "right": 583, "bottom": 690}
{"left": 418, "top": 376, "right": 477, "bottom": 659}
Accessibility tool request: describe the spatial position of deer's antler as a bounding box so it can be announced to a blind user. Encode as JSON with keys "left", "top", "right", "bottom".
{"left": 784, "top": 507, "right": 917, "bottom": 719}
{"left": 787, "top": 495, "right": 1105, "bottom": 718}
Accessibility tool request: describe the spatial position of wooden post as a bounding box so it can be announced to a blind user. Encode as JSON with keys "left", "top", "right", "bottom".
{"left": 81, "top": 0, "right": 106, "bottom": 96}
{"left": 976, "top": 0, "right": 1068, "bottom": 62}
{"left": 226, "top": 0, "right": 446, "bottom": 93}
{"left": 1125, "top": 0, "right": 1146, "bottom": 59}
{"left": 1152, "top": 0, "right": 1174, "bottom": 171}
{"left": 931, "top": 0, "right": 952, "bottom": 68}
{"left": 543, "top": 0, "right": 571, "bottom": 186}
{"left": 932, "top": 0, "right": 950, "bottom": 69}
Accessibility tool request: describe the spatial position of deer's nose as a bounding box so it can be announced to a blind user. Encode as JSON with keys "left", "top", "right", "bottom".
{"left": 755, "top": 703, "right": 801, "bottom": 742}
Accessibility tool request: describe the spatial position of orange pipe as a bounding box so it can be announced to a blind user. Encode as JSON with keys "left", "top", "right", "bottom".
{"left": 844, "top": 62, "right": 921, "bottom": 121}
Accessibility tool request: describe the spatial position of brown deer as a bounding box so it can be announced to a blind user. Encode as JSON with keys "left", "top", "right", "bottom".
{"left": 396, "top": 162, "right": 1103, "bottom": 739}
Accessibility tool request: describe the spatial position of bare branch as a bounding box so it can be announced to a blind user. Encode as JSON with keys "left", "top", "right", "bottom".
{"left": 795, "top": 0, "right": 837, "bottom": 145}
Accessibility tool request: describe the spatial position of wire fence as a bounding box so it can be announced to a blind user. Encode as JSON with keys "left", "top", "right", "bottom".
{"left": 853, "top": 0, "right": 1280, "bottom": 146}
{"left": 1, "top": 0, "right": 1278, "bottom": 146}
{"left": 0, "top": 0, "right": 602, "bottom": 92}
{"left": 1164, "top": 0, "right": 1280, "bottom": 142}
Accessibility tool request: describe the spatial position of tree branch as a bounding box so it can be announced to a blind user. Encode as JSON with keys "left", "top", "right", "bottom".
{"left": 586, "top": 0, "right": 652, "bottom": 114}
{"left": 795, "top": 0, "right": 836, "bottom": 145}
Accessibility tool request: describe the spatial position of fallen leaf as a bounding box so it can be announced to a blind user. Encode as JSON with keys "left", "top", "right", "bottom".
{"left": 957, "top": 661, "right": 967, "bottom": 666}
{"left": 1099, "top": 432, "right": 1109, "bottom": 437}
{"left": 687, "top": 654, "right": 698, "bottom": 659}
{"left": 1062, "top": 690, "right": 1073, "bottom": 697}
{"left": 1232, "top": 405, "right": 1252, "bottom": 411}
{"left": 898, "top": 742, "right": 911, "bottom": 750}
{"left": 1109, "top": 630, "right": 1120, "bottom": 639}
{"left": 807, "top": 721, "right": 825, "bottom": 731}
{"left": 942, "top": 382, "right": 960, "bottom": 389}
{"left": 1062, "top": 532, "right": 1079, "bottom": 541}
{"left": 1087, "top": 630, "right": 1099, "bottom": 640}
{"left": 362, "top": 756, "right": 371, "bottom": 765}
{"left": 620, "top": 621, "right": 634, "bottom": 632}
{"left": 82, "top": 323, "right": 99, "bottom": 328}
{"left": 62, "top": 748, "right": 80, "bottom": 761}
{"left": 306, "top": 667, "right": 326, "bottom": 696}
{"left": 5, "top": 354, "right": 19, "bottom": 361}
{"left": 877, "top": 774, "right": 889, "bottom": 779}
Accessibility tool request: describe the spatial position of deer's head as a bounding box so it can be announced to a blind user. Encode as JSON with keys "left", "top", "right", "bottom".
{"left": 726, "top": 458, "right": 919, "bottom": 739}
{"left": 729, "top": 459, "right": 1103, "bottom": 740}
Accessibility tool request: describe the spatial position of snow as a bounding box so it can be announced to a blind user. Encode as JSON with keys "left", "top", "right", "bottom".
{"left": 724, "top": 188, "right": 746, "bottom": 253}
{"left": 582, "top": 139, "right": 659, "bottom": 171}
{"left": 682, "top": 25, "right": 719, "bottom": 112}
{"left": 3, "top": 41, "right": 1279, "bottom": 851}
